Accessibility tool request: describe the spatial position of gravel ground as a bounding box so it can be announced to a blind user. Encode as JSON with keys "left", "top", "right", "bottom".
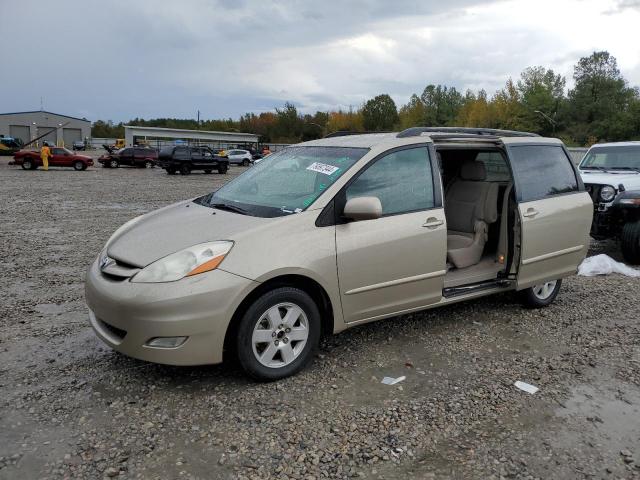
{"left": 0, "top": 160, "right": 639, "bottom": 480}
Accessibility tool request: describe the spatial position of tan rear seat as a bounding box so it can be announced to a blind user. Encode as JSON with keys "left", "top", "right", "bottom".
{"left": 445, "top": 161, "right": 499, "bottom": 268}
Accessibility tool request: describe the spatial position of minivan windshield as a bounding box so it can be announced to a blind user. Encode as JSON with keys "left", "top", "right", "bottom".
{"left": 580, "top": 145, "right": 640, "bottom": 171}
{"left": 198, "top": 146, "right": 368, "bottom": 217}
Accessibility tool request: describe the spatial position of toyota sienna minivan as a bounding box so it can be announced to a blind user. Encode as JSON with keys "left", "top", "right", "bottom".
{"left": 85, "top": 127, "right": 593, "bottom": 380}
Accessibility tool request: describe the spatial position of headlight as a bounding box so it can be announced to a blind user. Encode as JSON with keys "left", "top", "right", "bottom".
{"left": 600, "top": 185, "right": 616, "bottom": 202}
{"left": 131, "top": 241, "right": 233, "bottom": 283}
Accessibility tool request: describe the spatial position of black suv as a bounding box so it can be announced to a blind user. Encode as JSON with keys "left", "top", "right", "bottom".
{"left": 158, "top": 146, "right": 229, "bottom": 175}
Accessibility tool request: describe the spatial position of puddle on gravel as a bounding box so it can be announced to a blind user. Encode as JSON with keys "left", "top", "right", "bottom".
{"left": 555, "top": 382, "right": 640, "bottom": 456}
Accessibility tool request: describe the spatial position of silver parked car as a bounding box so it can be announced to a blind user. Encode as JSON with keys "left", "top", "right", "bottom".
{"left": 226, "top": 149, "right": 253, "bottom": 166}
{"left": 85, "top": 127, "right": 593, "bottom": 380}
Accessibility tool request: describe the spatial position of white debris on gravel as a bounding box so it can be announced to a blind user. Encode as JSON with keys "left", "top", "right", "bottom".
{"left": 381, "top": 376, "right": 406, "bottom": 385}
{"left": 514, "top": 381, "right": 539, "bottom": 394}
{"left": 578, "top": 254, "right": 640, "bottom": 277}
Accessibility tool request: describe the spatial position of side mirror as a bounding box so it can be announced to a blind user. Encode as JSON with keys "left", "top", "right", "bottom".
{"left": 343, "top": 196, "right": 382, "bottom": 221}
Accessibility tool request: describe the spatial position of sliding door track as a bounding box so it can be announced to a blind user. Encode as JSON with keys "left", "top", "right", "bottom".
{"left": 443, "top": 279, "right": 512, "bottom": 298}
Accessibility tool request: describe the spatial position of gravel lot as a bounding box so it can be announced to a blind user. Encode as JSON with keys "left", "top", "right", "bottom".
{"left": 0, "top": 158, "right": 639, "bottom": 480}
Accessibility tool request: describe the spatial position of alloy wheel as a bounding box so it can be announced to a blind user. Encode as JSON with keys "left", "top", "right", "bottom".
{"left": 251, "top": 302, "right": 309, "bottom": 368}
{"left": 532, "top": 280, "right": 557, "bottom": 300}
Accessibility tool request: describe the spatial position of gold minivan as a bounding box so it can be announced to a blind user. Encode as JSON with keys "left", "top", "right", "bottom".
{"left": 85, "top": 128, "right": 593, "bottom": 380}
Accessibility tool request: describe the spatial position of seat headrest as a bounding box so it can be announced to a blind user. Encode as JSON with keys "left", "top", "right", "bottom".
{"left": 460, "top": 161, "right": 486, "bottom": 181}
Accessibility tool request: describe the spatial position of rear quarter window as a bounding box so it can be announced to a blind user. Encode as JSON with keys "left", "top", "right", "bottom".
{"left": 509, "top": 145, "right": 578, "bottom": 201}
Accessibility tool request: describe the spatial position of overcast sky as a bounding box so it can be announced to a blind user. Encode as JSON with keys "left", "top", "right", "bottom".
{"left": 2, "top": 0, "right": 640, "bottom": 122}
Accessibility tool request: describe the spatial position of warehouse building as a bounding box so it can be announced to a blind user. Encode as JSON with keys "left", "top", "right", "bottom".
{"left": 125, "top": 125, "right": 260, "bottom": 150}
{"left": 0, "top": 110, "right": 91, "bottom": 147}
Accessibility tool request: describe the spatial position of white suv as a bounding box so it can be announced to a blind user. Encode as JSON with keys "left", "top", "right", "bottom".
{"left": 579, "top": 142, "right": 640, "bottom": 263}
{"left": 226, "top": 149, "right": 253, "bottom": 166}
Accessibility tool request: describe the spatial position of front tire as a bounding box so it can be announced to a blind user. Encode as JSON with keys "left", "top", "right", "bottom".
{"left": 242, "top": 159, "right": 250, "bottom": 166}
{"left": 73, "top": 161, "right": 84, "bottom": 171}
{"left": 218, "top": 164, "right": 228, "bottom": 174}
{"left": 180, "top": 163, "right": 191, "bottom": 175}
{"left": 144, "top": 160, "right": 153, "bottom": 168}
{"left": 518, "top": 279, "right": 562, "bottom": 308}
{"left": 204, "top": 169, "right": 212, "bottom": 174}
{"left": 109, "top": 159, "right": 119, "bottom": 168}
{"left": 166, "top": 167, "right": 176, "bottom": 175}
{"left": 621, "top": 221, "right": 640, "bottom": 264}
{"left": 236, "top": 287, "right": 321, "bottom": 381}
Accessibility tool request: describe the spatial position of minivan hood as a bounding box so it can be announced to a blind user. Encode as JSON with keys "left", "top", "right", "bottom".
{"left": 107, "top": 200, "right": 272, "bottom": 267}
{"left": 579, "top": 170, "right": 640, "bottom": 187}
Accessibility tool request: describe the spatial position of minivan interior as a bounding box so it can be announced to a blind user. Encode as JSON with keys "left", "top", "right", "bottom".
{"left": 437, "top": 145, "right": 516, "bottom": 292}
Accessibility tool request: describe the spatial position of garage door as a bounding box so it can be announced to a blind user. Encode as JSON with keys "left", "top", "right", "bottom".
{"left": 9, "top": 125, "right": 30, "bottom": 144}
{"left": 37, "top": 127, "right": 56, "bottom": 144}
{"left": 63, "top": 128, "right": 81, "bottom": 147}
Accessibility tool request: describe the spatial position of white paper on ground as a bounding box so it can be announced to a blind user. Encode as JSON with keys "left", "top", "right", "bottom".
{"left": 514, "top": 381, "right": 539, "bottom": 394}
{"left": 381, "top": 376, "right": 406, "bottom": 385}
{"left": 578, "top": 254, "right": 640, "bottom": 277}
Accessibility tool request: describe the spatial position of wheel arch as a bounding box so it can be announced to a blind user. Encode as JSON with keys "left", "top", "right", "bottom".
{"left": 223, "top": 273, "right": 335, "bottom": 357}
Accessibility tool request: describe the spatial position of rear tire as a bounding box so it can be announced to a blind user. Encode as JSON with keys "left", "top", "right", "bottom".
{"left": 621, "top": 221, "right": 640, "bottom": 264}
{"left": 218, "top": 164, "right": 228, "bottom": 174}
{"left": 204, "top": 169, "right": 212, "bottom": 174}
{"left": 109, "top": 159, "right": 119, "bottom": 168}
{"left": 166, "top": 167, "right": 176, "bottom": 175}
{"left": 144, "top": 160, "right": 153, "bottom": 168}
{"left": 73, "top": 161, "right": 84, "bottom": 171}
{"left": 21, "top": 159, "right": 33, "bottom": 170}
{"left": 242, "top": 159, "right": 250, "bottom": 166}
{"left": 236, "top": 287, "right": 321, "bottom": 381}
{"left": 518, "top": 279, "right": 562, "bottom": 308}
{"left": 180, "top": 163, "right": 191, "bottom": 175}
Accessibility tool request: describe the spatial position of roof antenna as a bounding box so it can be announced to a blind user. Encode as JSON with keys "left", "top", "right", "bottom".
{"left": 40, "top": 97, "right": 43, "bottom": 111}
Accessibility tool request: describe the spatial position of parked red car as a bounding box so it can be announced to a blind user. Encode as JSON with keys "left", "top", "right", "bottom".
{"left": 13, "top": 147, "right": 93, "bottom": 171}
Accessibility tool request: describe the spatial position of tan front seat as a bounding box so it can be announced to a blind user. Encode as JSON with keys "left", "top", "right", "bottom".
{"left": 445, "top": 161, "right": 499, "bottom": 268}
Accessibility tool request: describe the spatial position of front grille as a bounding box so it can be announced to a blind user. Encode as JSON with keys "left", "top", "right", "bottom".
{"left": 98, "top": 318, "right": 127, "bottom": 340}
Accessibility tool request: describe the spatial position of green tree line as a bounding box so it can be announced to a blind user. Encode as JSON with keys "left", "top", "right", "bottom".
{"left": 92, "top": 51, "right": 640, "bottom": 146}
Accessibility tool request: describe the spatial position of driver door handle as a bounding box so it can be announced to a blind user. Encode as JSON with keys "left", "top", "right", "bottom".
{"left": 423, "top": 217, "right": 444, "bottom": 228}
{"left": 523, "top": 208, "right": 539, "bottom": 218}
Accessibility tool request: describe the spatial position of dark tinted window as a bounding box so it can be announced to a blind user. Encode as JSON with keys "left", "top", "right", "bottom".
{"left": 120, "top": 148, "right": 133, "bottom": 156}
{"left": 509, "top": 145, "right": 578, "bottom": 201}
{"left": 174, "top": 147, "right": 190, "bottom": 160}
{"left": 346, "top": 147, "right": 434, "bottom": 215}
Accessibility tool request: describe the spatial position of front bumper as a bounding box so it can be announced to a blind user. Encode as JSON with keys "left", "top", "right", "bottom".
{"left": 85, "top": 258, "right": 258, "bottom": 365}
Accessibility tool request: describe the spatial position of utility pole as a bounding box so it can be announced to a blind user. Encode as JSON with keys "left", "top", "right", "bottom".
{"left": 197, "top": 110, "right": 200, "bottom": 127}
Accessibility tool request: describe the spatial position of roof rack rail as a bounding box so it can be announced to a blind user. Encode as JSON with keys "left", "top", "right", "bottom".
{"left": 324, "top": 130, "right": 389, "bottom": 138}
{"left": 396, "top": 127, "right": 539, "bottom": 139}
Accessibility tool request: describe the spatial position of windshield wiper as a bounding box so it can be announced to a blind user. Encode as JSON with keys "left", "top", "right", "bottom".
{"left": 581, "top": 166, "right": 610, "bottom": 172}
{"left": 610, "top": 166, "right": 640, "bottom": 173}
{"left": 210, "top": 203, "right": 249, "bottom": 215}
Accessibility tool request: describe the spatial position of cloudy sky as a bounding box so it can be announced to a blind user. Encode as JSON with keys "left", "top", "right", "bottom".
{"left": 2, "top": 0, "right": 640, "bottom": 122}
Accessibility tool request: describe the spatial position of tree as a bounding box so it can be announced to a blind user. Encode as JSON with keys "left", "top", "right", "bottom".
{"left": 491, "top": 78, "right": 526, "bottom": 130}
{"left": 398, "top": 94, "right": 427, "bottom": 129}
{"left": 566, "top": 51, "right": 638, "bottom": 143}
{"left": 361, "top": 94, "right": 398, "bottom": 131}
{"left": 421, "top": 85, "right": 464, "bottom": 126}
{"left": 517, "top": 66, "right": 566, "bottom": 135}
{"left": 326, "top": 109, "right": 364, "bottom": 133}
{"left": 456, "top": 90, "right": 492, "bottom": 127}
{"left": 273, "top": 102, "right": 304, "bottom": 142}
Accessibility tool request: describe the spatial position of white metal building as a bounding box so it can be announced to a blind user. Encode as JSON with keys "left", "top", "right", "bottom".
{"left": 125, "top": 125, "right": 260, "bottom": 150}
{"left": 0, "top": 110, "right": 91, "bottom": 147}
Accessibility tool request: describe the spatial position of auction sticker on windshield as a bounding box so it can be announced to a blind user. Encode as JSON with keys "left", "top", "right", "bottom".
{"left": 307, "top": 162, "right": 340, "bottom": 175}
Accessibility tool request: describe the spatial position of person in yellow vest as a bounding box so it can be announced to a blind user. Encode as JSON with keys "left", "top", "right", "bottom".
{"left": 40, "top": 142, "right": 52, "bottom": 171}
